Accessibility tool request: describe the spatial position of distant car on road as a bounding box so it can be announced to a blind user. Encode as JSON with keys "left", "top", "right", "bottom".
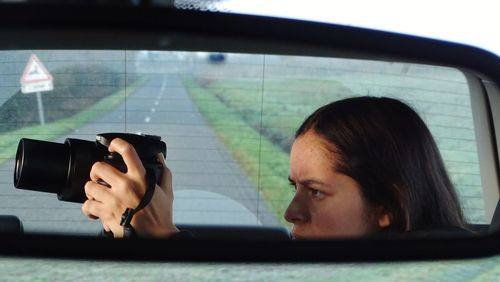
{"left": 208, "top": 52, "right": 226, "bottom": 63}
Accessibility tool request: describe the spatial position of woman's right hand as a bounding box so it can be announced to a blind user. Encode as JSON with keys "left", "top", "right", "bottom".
{"left": 82, "top": 138, "right": 179, "bottom": 238}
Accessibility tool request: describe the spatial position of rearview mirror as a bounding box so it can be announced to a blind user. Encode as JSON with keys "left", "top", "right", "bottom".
{"left": 0, "top": 3, "right": 498, "bottom": 262}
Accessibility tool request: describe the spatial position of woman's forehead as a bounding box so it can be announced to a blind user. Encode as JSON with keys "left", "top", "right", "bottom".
{"left": 290, "top": 131, "right": 340, "bottom": 178}
{"left": 292, "top": 131, "right": 339, "bottom": 161}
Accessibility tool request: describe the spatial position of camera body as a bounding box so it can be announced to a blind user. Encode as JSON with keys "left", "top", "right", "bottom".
{"left": 14, "top": 133, "right": 166, "bottom": 203}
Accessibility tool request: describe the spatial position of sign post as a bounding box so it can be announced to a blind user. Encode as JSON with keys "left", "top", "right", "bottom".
{"left": 20, "top": 54, "right": 53, "bottom": 125}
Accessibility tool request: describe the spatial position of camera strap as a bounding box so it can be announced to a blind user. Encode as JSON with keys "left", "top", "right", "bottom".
{"left": 119, "top": 167, "right": 157, "bottom": 238}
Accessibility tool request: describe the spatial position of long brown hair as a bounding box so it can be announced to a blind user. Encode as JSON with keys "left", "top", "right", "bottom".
{"left": 296, "top": 96, "right": 466, "bottom": 231}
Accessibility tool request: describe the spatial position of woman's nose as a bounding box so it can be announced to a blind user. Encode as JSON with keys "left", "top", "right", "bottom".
{"left": 284, "top": 194, "right": 308, "bottom": 224}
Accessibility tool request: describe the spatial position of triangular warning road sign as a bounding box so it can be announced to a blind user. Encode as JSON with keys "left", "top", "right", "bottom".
{"left": 20, "top": 54, "right": 53, "bottom": 84}
{"left": 20, "top": 54, "right": 54, "bottom": 94}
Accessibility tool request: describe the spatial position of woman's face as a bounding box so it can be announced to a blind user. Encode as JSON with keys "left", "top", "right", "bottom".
{"left": 285, "top": 131, "right": 387, "bottom": 239}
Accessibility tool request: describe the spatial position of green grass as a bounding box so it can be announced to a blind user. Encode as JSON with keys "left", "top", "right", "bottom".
{"left": 0, "top": 76, "right": 147, "bottom": 162}
{"left": 207, "top": 77, "right": 355, "bottom": 152}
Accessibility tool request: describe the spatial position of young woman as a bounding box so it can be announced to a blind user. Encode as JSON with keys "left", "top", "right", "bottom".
{"left": 285, "top": 96, "right": 466, "bottom": 239}
{"left": 81, "top": 96, "right": 467, "bottom": 238}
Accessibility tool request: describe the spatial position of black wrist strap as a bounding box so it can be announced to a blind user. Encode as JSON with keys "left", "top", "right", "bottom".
{"left": 119, "top": 168, "right": 157, "bottom": 238}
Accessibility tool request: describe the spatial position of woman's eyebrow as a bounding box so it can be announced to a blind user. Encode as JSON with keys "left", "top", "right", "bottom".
{"left": 302, "top": 179, "right": 327, "bottom": 187}
{"left": 288, "top": 176, "right": 326, "bottom": 187}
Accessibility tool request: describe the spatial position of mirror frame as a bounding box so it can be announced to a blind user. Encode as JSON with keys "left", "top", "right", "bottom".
{"left": 0, "top": 3, "right": 499, "bottom": 262}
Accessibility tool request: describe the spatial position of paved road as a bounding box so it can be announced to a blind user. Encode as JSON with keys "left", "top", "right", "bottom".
{"left": 0, "top": 74, "right": 279, "bottom": 235}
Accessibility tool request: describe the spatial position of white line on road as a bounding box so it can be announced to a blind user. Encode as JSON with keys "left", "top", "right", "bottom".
{"left": 159, "top": 76, "right": 167, "bottom": 99}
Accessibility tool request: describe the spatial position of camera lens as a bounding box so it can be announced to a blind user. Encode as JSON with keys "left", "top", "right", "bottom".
{"left": 14, "top": 138, "right": 71, "bottom": 194}
{"left": 13, "top": 133, "right": 166, "bottom": 203}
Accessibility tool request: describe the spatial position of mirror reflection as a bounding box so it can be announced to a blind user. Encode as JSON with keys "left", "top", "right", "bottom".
{"left": 0, "top": 50, "right": 491, "bottom": 239}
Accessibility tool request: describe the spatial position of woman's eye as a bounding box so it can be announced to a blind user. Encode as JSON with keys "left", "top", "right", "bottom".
{"left": 310, "top": 189, "right": 324, "bottom": 199}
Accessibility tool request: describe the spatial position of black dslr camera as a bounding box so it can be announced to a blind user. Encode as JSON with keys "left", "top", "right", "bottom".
{"left": 14, "top": 133, "right": 166, "bottom": 203}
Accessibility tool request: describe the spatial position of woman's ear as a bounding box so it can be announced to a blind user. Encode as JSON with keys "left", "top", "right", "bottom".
{"left": 372, "top": 206, "right": 392, "bottom": 229}
{"left": 378, "top": 212, "right": 391, "bottom": 228}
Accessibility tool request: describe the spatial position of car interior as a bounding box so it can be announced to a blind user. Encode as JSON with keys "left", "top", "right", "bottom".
{"left": 0, "top": 1, "right": 499, "bottom": 263}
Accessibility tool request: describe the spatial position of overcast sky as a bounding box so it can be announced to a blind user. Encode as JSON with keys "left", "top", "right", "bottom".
{"left": 217, "top": 0, "right": 499, "bottom": 56}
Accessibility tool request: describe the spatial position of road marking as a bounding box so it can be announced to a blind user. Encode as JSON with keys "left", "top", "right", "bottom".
{"left": 158, "top": 76, "right": 167, "bottom": 100}
{"left": 161, "top": 77, "right": 167, "bottom": 92}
